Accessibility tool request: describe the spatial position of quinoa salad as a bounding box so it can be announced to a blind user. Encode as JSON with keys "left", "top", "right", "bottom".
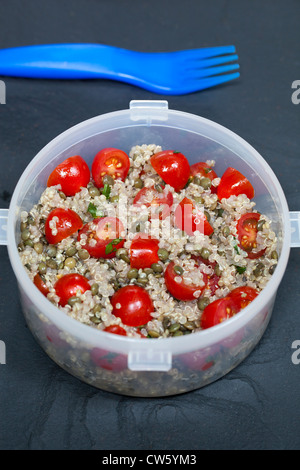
{"left": 18, "top": 144, "right": 279, "bottom": 339}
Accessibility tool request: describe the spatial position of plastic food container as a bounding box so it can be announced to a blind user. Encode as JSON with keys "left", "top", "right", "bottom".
{"left": 1, "top": 100, "right": 299, "bottom": 397}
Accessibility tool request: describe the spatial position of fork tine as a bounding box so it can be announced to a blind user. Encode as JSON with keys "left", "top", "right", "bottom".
{"left": 192, "top": 72, "right": 240, "bottom": 92}
{"left": 180, "top": 45, "right": 237, "bottom": 60}
{"left": 191, "top": 54, "right": 239, "bottom": 68}
{"left": 193, "top": 63, "right": 240, "bottom": 78}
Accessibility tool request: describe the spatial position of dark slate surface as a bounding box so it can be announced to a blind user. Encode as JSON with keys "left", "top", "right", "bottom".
{"left": 0, "top": 0, "right": 299, "bottom": 450}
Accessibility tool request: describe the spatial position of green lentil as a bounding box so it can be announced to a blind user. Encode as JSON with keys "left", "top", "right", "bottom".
{"left": 193, "top": 176, "right": 202, "bottom": 186}
{"left": 92, "top": 304, "right": 102, "bottom": 314}
{"left": 253, "top": 263, "right": 264, "bottom": 277}
{"left": 24, "top": 263, "right": 31, "bottom": 271}
{"left": 136, "top": 278, "right": 148, "bottom": 286}
{"left": 90, "top": 316, "right": 102, "bottom": 324}
{"left": 222, "top": 226, "right": 230, "bottom": 237}
{"left": 257, "top": 219, "right": 266, "bottom": 231}
{"left": 162, "top": 317, "right": 171, "bottom": 329}
{"left": 144, "top": 268, "right": 154, "bottom": 275}
{"left": 38, "top": 262, "right": 47, "bottom": 275}
{"left": 193, "top": 196, "right": 205, "bottom": 205}
{"left": 127, "top": 268, "right": 139, "bottom": 279}
{"left": 34, "top": 242, "right": 44, "bottom": 254}
{"left": 64, "top": 257, "right": 76, "bottom": 269}
{"left": 271, "top": 250, "right": 278, "bottom": 261}
{"left": 200, "top": 247, "right": 211, "bottom": 260}
{"left": 151, "top": 263, "right": 163, "bottom": 273}
{"left": 214, "top": 264, "right": 222, "bottom": 276}
{"left": 58, "top": 191, "right": 67, "bottom": 200}
{"left": 172, "top": 330, "right": 183, "bottom": 337}
{"left": 88, "top": 186, "right": 100, "bottom": 197}
{"left": 24, "top": 239, "right": 34, "bottom": 248}
{"left": 157, "top": 248, "right": 169, "bottom": 261}
{"left": 134, "top": 178, "right": 143, "bottom": 189}
{"left": 173, "top": 265, "right": 184, "bottom": 275}
{"left": 102, "top": 174, "right": 114, "bottom": 186}
{"left": 269, "top": 265, "right": 276, "bottom": 275}
{"left": 204, "top": 210, "right": 211, "bottom": 222}
{"left": 200, "top": 177, "right": 212, "bottom": 190}
{"left": 197, "top": 297, "right": 210, "bottom": 311}
{"left": 21, "top": 229, "right": 30, "bottom": 241}
{"left": 217, "top": 208, "right": 224, "bottom": 218}
{"left": 110, "top": 195, "right": 119, "bottom": 203}
{"left": 20, "top": 221, "right": 27, "bottom": 231}
{"left": 65, "top": 246, "right": 77, "bottom": 257}
{"left": 116, "top": 248, "right": 128, "bottom": 259}
{"left": 147, "top": 330, "right": 160, "bottom": 338}
{"left": 68, "top": 296, "right": 81, "bottom": 307}
{"left": 27, "top": 215, "right": 35, "bottom": 225}
{"left": 78, "top": 248, "right": 90, "bottom": 260}
{"left": 183, "top": 321, "right": 195, "bottom": 331}
{"left": 154, "top": 183, "right": 163, "bottom": 193}
{"left": 46, "top": 259, "right": 57, "bottom": 269}
{"left": 169, "top": 323, "right": 181, "bottom": 333}
{"left": 46, "top": 245, "right": 57, "bottom": 257}
{"left": 91, "top": 283, "right": 99, "bottom": 296}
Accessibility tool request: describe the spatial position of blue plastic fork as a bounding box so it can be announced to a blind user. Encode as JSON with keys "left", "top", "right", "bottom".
{"left": 0, "top": 43, "right": 240, "bottom": 95}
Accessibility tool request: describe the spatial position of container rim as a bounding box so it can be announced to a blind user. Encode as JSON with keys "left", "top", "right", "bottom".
{"left": 7, "top": 106, "right": 291, "bottom": 354}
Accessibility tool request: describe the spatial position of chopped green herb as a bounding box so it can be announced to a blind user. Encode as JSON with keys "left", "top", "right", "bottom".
{"left": 101, "top": 184, "right": 111, "bottom": 200}
{"left": 87, "top": 202, "right": 104, "bottom": 219}
{"left": 105, "top": 238, "right": 123, "bottom": 255}
{"left": 235, "top": 266, "right": 247, "bottom": 274}
{"left": 233, "top": 237, "right": 240, "bottom": 254}
{"left": 173, "top": 150, "right": 181, "bottom": 154}
{"left": 204, "top": 167, "right": 212, "bottom": 174}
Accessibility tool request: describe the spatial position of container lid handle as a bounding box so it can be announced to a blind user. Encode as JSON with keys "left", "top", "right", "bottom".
{"left": 290, "top": 211, "right": 300, "bottom": 248}
{"left": 0, "top": 209, "right": 8, "bottom": 246}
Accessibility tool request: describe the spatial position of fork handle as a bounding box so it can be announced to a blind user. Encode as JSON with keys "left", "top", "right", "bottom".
{"left": 0, "top": 43, "right": 138, "bottom": 79}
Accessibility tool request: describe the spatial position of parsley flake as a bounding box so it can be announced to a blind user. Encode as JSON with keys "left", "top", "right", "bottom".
{"left": 235, "top": 266, "right": 246, "bottom": 274}
{"left": 87, "top": 202, "right": 104, "bottom": 219}
{"left": 101, "top": 184, "right": 111, "bottom": 200}
{"left": 105, "top": 238, "right": 123, "bottom": 255}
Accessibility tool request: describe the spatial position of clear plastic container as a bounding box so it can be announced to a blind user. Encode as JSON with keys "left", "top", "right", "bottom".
{"left": 1, "top": 100, "right": 299, "bottom": 397}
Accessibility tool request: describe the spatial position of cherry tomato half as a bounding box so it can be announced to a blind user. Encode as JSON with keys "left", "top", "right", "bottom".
{"left": 78, "top": 216, "right": 125, "bottom": 259}
{"left": 45, "top": 208, "right": 83, "bottom": 244}
{"left": 92, "top": 148, "right": 130, "bottom": 188}
{"left": 90, "top": 348, "right": 127, "bottom": 371}
{"left": 228, "top": 286, "right": 259, "bottom": 310}
{"left": 174, "top": 197, "right": 214, "bottom": 236}
{"left": 130, "top": 233, "right": 159, "bottom": 269}
{"left": 164, "top": 261, "right": 208, "bottom": 301}
{"left": 103, "top": 325, "right": 127, "bottom": 336}
{"left": 54, "top": 273, "right": 91, "bottom": 307}
{"left": 133, "top": 186, "right": 174, "bottom": 220}
{"left": 190, "top": 161, "right": 218, "bottom": 193}
{"left": 33, "top": 273, "right": 49, "bottom": 297}
{"left": 200, "top": 297, "right": 238, "bottom": 329}
{"left": 181, "top": 350, "right": 216, "bottom": 372}
{"left": 150, "top": 150, "right": 190, "bottom": 192}
{"left": 217, "top": 167, "right": 254, "bottom": 200}
{"left": 111, "top": 285, "right": 153, "bottom": 327}
{"left": 47, "top": 155, "right": 90, "bottom": 197}
{"left": 236, "top": 212, "right": 266, "bottom": 259}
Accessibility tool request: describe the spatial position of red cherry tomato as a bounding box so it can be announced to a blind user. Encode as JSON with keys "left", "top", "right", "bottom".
{"left": 217, "top": 167, "right": 254, "bottom": 200}
{"left": 200, "top": 297, "right": 238, "bottom": 329}
{"left": 54, "top": 273, "right": 90, "bottom": 307}
{"left": 103, "top": 325, "right": 127, "bottom": 336}
{"left": 111, "top": 285, "right": 153, "bottom": 327}
{"left": 45, "top": 208, "right": 83, "bottom": 244}
{"left": 228, "top": 286, "right": 259, "bottom": 310}
{"left": 90, "top": 348, "right": 127, "bottom": 372}
{"left": 45, "top": 324, "right": 67, "bottom": 348}
{"left": 47, "top": 155, "right": 90, "bottom": 196}
{"left": 236, "top": 212, "right": 266, "bottom": 259}
{"left": 78, "top": 217, "right": 125, "bottom": 259}
{"left": 130, "top": 233, "right": 159, "bottom": 269}
{"left": 164, "top": 261, "right": 208, "bottom": 301}
{"left": 174, "top": 197, "right": 214, "bottom": 236}
{"left": 190, "top": 161, "right": 218, "bottom": 193}
{"left": 92, "top": 148, "right": 130, "bottom": 188}
{"left": 133, "top": 186, "right": 174, "bottom": 220}
{"left": 33, "top": 273, "right": 49, "bottom": 297}
{"left": 192, "top": 255, "right": 220, "bottom": 295}
{"left": 150, "top": 150, "right": 190, "bottom": 192}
